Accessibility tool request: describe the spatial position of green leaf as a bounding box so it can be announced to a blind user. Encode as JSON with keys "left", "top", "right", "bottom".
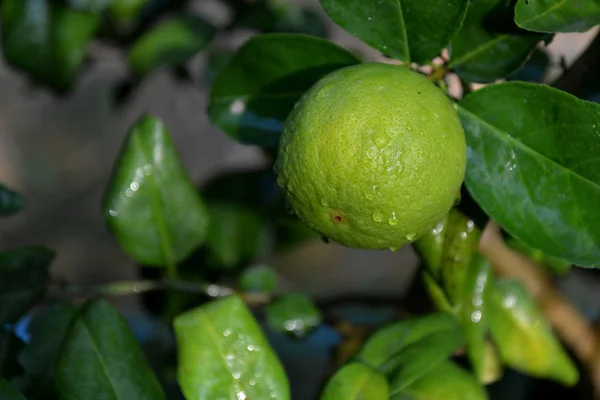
{"left": 266, "top": 292, "right": 321, "bottom": 336}
{"left": 515, "top": 0, "right": 600, "bottom": 33}
{"left": 448, "top": 0, "right": 545, "bottom": 83}
{"left": 0, "top": 184, "right": 25, "bottom": 217}
{"left": 67, "top": 0, "right": 111, "bottom": 13}
{"left": 458, "top": 82, "right": 600, "bottom": 268}
{"left": 413, "top": 209, "right": 480, "bottom": 307}
{"left": 273, "top": 216, "right": 321, "bottom": 253}
{"left": 102, "top": 115, "right": 209, "bottom": 267}
{"left": 319, "top": 0, "right": 468, "bottom": 63}
{"left": 487, "top": 279, "right": 578, "bottom": 386}
{"left": 0, "top": 380, "right": 26, "bottom": 400}
{"left": 109, "top": 0, "right": 148, "bottom": 23}
{"left": 55, "top": 299, "right": 166, "bottom": 400}
{"left": 18, "top": 302, "right": 77, "bottom": 400}
{"left": 128, "top": 13, "right": 215, "bottom": 77}
{"left": 0, "top": 247, "right": 54, "bottom": 325}
{"left": 238, "top": 265, "right": 279, "bottom": 293}
{"left": 391, "top": 360, "right": 488, "bottom": 400}
{"left": 208, "top": 33, "right": 361, "bottom": 147}
{"left": 507, "top": 47, "right": 550, "bottom": 83}
{"left": 421, "top": 272, "right": 453, "bottom": 313}
{"left": 1, "top": 0, "right": 99, "bottom": 92}
{"left": 320, "top": 362, "right": 388, "bottom": 400}
{"left": 357, "top": 312, "right": 464, "bottom": 387}
{"left": 505, "top": 236, "right": 572, "bottom": 275}
{"left": 460, "top": 254, "right": 502, "bottom": 384}
{"left": 174, "top": 295, "right": 290, "bottom": 400}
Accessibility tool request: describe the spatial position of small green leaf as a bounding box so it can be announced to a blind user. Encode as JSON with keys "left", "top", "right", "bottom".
{"left": 458, "top": 82, "right": 600, "bottom": 268}
{"left": 449, "top": 0, "right": 545, "bottom": 83}
{"left": 488, "top": 279, "right": 578, "bottom": 386}
{"left": 266, "top": 292, "right": 321, "bottom": 336}
{"left": 109, "top": 0, "right": 148, "bottom": 23}
{"left": 18, "top": 302, "right": 77, "bottom": 399}
{"left": 103, "top": 115, "right": 209, "bottom": 267}
{"left": 128, "top": 13, "right": 215, "bottom": 77}
{"left": 0, "top": 247, "right": 54, "bottom": 325}
{"left": 320, "top": 362, "right": 388, "bottom": 400}
{"left": 0, "top": 380, "right": 26, "bottom": 400}
{"left": 506, "top": 237, "right": 572, "bottom": 275}
{"left": 174, "top": 295, "right": 290, "bottom": 400}
{"left": 391, "top": 360, "right": 488, "bottom": 400}
{"left": 1, "top": 0, "right": 99, "bottom": 92}
{"left": 319, "top": 0, "right": 468, "bottom": 63}
{"left": 238, "top": 265, "right": 279, "bottom": 293}
{"left": 0, "top": 184, "right": 25, "bottom": 217}
{"left": 460, "top": 254, "right": 502, "bottom": 384}
{"left": 208, "top": 33, "right": 361, "bottom": 147}
{"left": 55, "top": 299, "right": 166, "bottom": 400}
{"left": 67, "top": 0, "right": 111, "bottom": 12}
{"left": 515, "top": 0, "right": 600, "bottom": 33}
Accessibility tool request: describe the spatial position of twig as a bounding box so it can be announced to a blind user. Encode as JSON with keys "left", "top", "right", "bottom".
{"left": 479, "top": 221, "right": 600, "bottom": 394}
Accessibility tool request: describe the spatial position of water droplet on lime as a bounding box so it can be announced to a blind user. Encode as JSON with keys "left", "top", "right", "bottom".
{"left": 373, "top": 132, "right": 388, "bottom": 148}
{"left": 320, "top": 198, "right": 329, "bottom": 207}
{"left": 388, "top": 212, "right": 398, "bottom": 225}
{"left": 405, "top": 232, "right": 417, "bottom": 241}
{"left": 372, "top": 212, "right": 384, "bottom": 222}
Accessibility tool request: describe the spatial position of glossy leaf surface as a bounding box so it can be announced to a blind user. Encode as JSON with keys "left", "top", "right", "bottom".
{"left": 238, "top": 265, "right": 279, "bottom": 293}
{"left": 449, "top": 0, "right": 544, "bottom": 82}
{"left": 488, "top": 279, "right": 578, "bottom": 386}
{"left": 319, "top": 0, "right": 468, "bottom": 63}
{"left": 1, "top": 0, "right": 99, "bottom": 92}
{"left": 0, "top": 184, "right": 25, "bottom": 217}
{"left": 174, "top": 295, "right": 289, "bottom": 400}
{"left": 266, "top": 292, "right": 322, "bottom": 336}
{"left": 208, "top": 33, "right": 361, "bottom": 147}
{"left": 55, "top": 299, "right": 166, "bottom": 400}
{"left": 103, "top": 115, "right": 209, "bottom": 267}
{"left": 515, "top": 0, "right": 600, "bottom": 33}
{"left": 320, "top": 362, "right": 388, "bottom": 400}
{"left": 129, "top": 14, "right": 215, "bottom": 76}
{"left": 0, "top": 247, "right": 54, "bottom": 325}
{"left": 458, "top": 82, "right": 600, "bottom": 267}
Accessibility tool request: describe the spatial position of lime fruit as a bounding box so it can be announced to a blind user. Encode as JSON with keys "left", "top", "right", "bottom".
{"left": 274, "top": 62, "right": 466, "bottom": 251}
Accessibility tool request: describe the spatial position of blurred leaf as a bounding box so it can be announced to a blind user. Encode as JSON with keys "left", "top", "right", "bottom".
{"left": 266, "top": 293, "right": 321, "bottom": 337}
{"left": 103, "top": 115, "right": 209, "bottom": 267}
{"left": 507, "top": 47, "right": 550, "bottom": 83}
{"left": 0, "top": 380, "right": 26, "bottom": 400}
{"left": 488, "top": 279, "right": 578, "bottom": 386}
{"left": 505, "top": 237, "right": 571, "bottom": 275}
{"left": 458, "top": 82, "right": 600, "bottom": 268}
{"left": 208, "top": 33, "right": 361, "bottom": 147}
{"left": 515, "top": 0, "right": 600, "bottom": 33}
{"left": 320, "top": 362, "right": 388, "bottom": 400}
{"left": 319, "top": 0, "right": 468, "bottom": 63}
{"left": 460, "top": 254, "right": 502, "bottom": 384}
{"left": 67, "top": 0, "right": 110, "bottom": 12}
{"left": 204, "top": 201, "right": 268, "bottom": 270}
{"left": 0, "top": 247, "right": 54, "bottom": 325}
{"left": 109, "top": 0, "right": 148, "bottom": 23}
{"left": 273, "top": 216, "right": 320, "bottom": 253}
{"left": 238, "top": 265, "right": 278, "bottom": 293}
{"left": 128, "top": 13, "right": 215, "bottom": 77}
{"left": 174, "top": 295, "right": 290, "bottom": 400}
{"left": 1, "top": 0, "right": 99, "bottom": 92}
{"left": 18, "top": 302, "right": 77, "bottom": 400}
{"left": 55, "top": 299, "right": 166, "bottom": 400}
{"left": 421, "top": 272, "right": 453, "bottom": 313}
{"left": 204, "top": 49, "right": 233, "bottom": 85}
{"left": 413, "top": 209, "right": 480, "bottom": 307}
{"left": 0, "top": 184, "right": 25, "bottom": 217}
{"left": 234, "top": 0, "right": 327, "bottom": 37}
{"left": 449, "top": 0, "right": 545, "bottom": 83}
{"left": 391, "top": 360, "right": 488, "bottom": 400}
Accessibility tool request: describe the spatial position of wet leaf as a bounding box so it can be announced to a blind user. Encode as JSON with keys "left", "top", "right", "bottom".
{"left": 449, "top": 0, "right": 545, "bottom": 83}
{"left": 103, "top": 115, "right": 209, "bottom": 267}
{"left": 266, "top": 292, "right": 322, "bottom": 336}
{"left": 320, "top": 362, "right": 388, "bottom": 400}
{"left": 515, "top": 0, "right": 600, "bottom": 33}
{"left": 0, "top": 184, "right": 25, "bottom": 217}
{"left": 128, "top": 13, "right": 215, "bottom": 77}
{"left": 458, "top": 82, "right": 600, "bottom": 268}
{"left": 174, "top": 295, "right": 290, "bottom": 400}
{"left": 238, "top": 265, "right": 279, "bottom": 293}
{"left": 55, "top": 299, "right": 166, "bottom": 400}
{"left": 0, "top": 380, "right": 26, "bottom": 400}
{"left": 1, "top": 0, "right": 99, "bottom": 92}
{"left": 488, "top": 279, "right": 578, "bottom": 386}
{"left": 505, "top": 237, "right": 572, "bottom": 275}
{"left": 391, "top": 360, "right": 488, "bottom": 400}
{"left": 208, "top": 33, "right": 361, "bottom": 147}
{"left": 0, "top": 247, "right": 54, "bottom": 325}
{"left": 319, "top": 0, "right": 468, "bottom": 63}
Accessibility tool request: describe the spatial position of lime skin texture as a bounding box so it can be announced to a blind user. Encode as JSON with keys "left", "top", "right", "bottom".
{"left": 274, "top": 62, "right": 466, "bottom": 251}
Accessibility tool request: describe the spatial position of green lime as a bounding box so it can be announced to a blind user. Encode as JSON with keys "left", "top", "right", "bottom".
{"left": 274, "top": 62, "right": 466, "bottom": 251}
